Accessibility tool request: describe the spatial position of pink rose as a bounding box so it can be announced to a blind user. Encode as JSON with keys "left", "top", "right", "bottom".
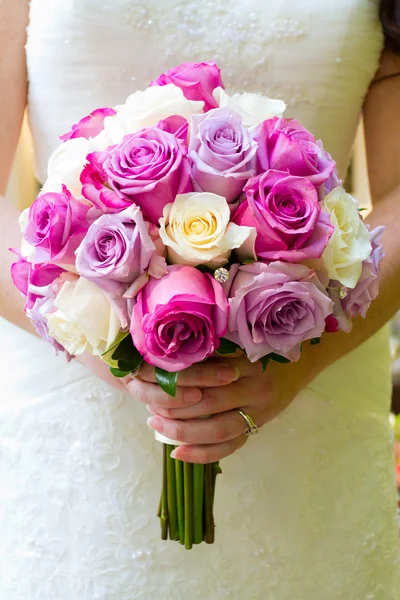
{"left": 342, "top": 226, "right": 384, "bottom": 319}
{"left": 81, "top": 126, "right": 192, "bottom": 223}
{"left": 59, "top": 107, "right": 116, "bottom": 142}
{"left": 130, "top": 265, "right": 228, "bottom": 371}
{"left": 150, "top": 62, "right": 224, "bottom": 112}
{"left": 10, "top": 255, "right": 68, "bottom": 353}
{"left": 253, "top": 118, "right": 336, "bottom": 188}
{"left": 24, "top": 186, "right": 91, "bottom": 265}
{"left": 189, "top": 107, "right": 257, "bottom": 203}
{"left": 224, "top": 261, "right": 333, "bottom": 362}
{"left": 233, "top": 170, "right": 333, "bottom": 262}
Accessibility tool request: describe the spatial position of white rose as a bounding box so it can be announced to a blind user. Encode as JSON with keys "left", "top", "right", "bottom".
{"left": 213, "top": 87, "right": 286, "bottom": 128}
{"left": 103, "top": 84, "right": 204, "bottom": 144}
{"left": 159, "top": 192, "right": 256, "bottom": 268}
{"left": 42, "top": 137, "right": 91, "bottom": 198}
{"left": 47, "top": 277, "right": 121, "bottom": 356}
{"left": 322, "top": 187, "right": 372, "bottom": 289}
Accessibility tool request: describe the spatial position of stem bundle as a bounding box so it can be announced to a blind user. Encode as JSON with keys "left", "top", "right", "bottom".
{"left": 158, "top": 445, "right": 221, "bottom": 548}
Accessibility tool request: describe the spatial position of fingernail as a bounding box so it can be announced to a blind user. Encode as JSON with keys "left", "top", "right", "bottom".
{"left": 170, "top": 449, "right": 178, "bottom": 459}
{"left": 147, "top": 416, "right": 163, "bottom": 432}
{"left": 217, "top": 365, "right": 239, "bottom": 384}
{"left": 146, "top": 405, "right": 157, "bottom": 415}
{"left": 184, "top": 388, "right": 202, "bottom": 404}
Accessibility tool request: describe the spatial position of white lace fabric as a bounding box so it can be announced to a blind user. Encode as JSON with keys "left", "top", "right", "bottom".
{"left": 0, "top": 1, "right": 399, "bottom": 598}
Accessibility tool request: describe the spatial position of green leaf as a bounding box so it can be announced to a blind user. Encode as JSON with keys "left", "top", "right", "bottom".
{"left": 310, "top": 337, "right": 321, "bottom": 346}
{"left": 155, "top": 368, "right": 179, "bottom": 397}
{"left": 101, "top": 330, "right": 130, "bottom": 358}
{"left": 217, "top": 338, "right": 242, "bottom": 355}
{"left": 112, "top": 334, "right": 137, "bottom": 360}
{"left": 358, "top": 207, "right": 368, "bottom": 212}
{"left": 260, "top": 356, "right": 270, "bottom": 372}
{"left": 269, "top": 353, "right": 291, "bottom": 364}
{"left": 109, "top": 366, "right": 132, "bottom": 378}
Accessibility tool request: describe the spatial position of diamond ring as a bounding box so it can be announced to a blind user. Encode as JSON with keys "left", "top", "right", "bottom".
{"left": 236, "top": 409, "right": 259, "bottom": 436}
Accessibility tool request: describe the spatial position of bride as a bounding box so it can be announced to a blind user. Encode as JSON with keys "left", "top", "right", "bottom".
{"left": 1, "top": 0, "right": 400, "bottom": 598}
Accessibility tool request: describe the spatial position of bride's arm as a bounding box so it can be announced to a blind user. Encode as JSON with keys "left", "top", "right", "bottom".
{"left": 0, "top": 0, "right": 35, "bottom": 331}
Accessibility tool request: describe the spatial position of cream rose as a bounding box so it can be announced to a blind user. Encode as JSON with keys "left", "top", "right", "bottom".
{"left": 213, "top": 87, "right": 286, "bottom": 128}
{"left": 159, "top": 192, "right": 255, "bottom": 268}
{"left": 103, "top": 84, "right": 204, "bottom": 144}
{"left": 322, "top": 187, "right": 372, "bottom": 288}
{"left": 47, "top": 277, "right": 121, "bottom": 356}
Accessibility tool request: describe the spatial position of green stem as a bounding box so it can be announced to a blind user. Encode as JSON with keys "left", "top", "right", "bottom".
{"left": 193, "top": 464, "right": 205, "bottom": 544}
{"left": 166, "top": 445, "right": 178, "bottom": 541}
{"left": 175, "top": 458, "right": 185, "bottom": 545}
{"left": 204, "top": 463, "right": 215, "bottom": 544}
{"left": 160, "top": 444, "right": 168, "bottom": 540}
{"left": 212, "top": 462, "right": 222, "bottom": 507}
{"left": 184, "top": 462, "right": 194, "bottom": 550}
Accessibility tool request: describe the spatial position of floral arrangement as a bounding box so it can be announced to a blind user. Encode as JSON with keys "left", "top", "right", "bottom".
{"left": 11, "top": 62, "right": 384, "bottom": 549}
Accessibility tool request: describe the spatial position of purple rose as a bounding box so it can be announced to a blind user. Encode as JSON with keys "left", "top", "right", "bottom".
{"left": 59, "top": 107, "right": 116, "bottom": 142}
{"left": 224, "top": 261, "right": 333, "bottom": 362}
{"left": 81, "top": 126, "right": 192, "bottom": 223}
{"left": 233, "top": 170, "right": 333, "bottom": 262}
{"left": 131, "top": 265, "right": 229, "bottom": 371}
{"left": 189, "top": 107, "right": 257, "bottom": 203}
{"left": 75, "top": 205, "right": 167, "bottom": 327}
{"left": 10, "top": 256, "right": 68, "bottom": 353}
{"left": 24, "top": 186, "right": 91, "bottom": 265}
{"left": 342, "top": 226, "right": 384, "bottom": 319}
{"left": 150, "top": 62, "right": 224, "bottom": 112}
{"left": 253, "top": 118, "right": 336, "bottom": 188}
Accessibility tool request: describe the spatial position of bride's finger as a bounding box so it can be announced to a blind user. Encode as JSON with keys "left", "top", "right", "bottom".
{"left": 170, "top": 435, "right": 248, "bottom": 464}
{"left": 147, "top": 408, "right": 254, "bottom": 446}
{"left": 139, "top": 355, "right": 262, "bottom": 387}
{"left": 150, "top": 379, "right": 252, "bottom": 419}
{"left": 126, "top": 377, "right": 203, "bottom": 409}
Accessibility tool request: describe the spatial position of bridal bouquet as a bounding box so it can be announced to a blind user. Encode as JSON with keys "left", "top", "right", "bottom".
{"left": 11, "top": 62, "right": 384, "bottom": 549}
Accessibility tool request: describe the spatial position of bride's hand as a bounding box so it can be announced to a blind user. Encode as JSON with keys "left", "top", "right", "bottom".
{"left": 126, "top": 352, "right": 317, "bottom": 463}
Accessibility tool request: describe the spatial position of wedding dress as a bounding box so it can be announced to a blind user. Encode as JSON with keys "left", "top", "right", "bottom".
{"left": 1, "top": 1, "right": 399, "bottom": 598}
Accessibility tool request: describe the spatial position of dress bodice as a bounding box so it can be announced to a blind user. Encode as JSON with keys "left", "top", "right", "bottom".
{"left": 26, "top": 0, "right": 383, "bottom": 184}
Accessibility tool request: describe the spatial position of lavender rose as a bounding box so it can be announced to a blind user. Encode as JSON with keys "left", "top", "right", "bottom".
{"left": 189, "top": 107, "right": 257, "bottom": 203}
{"left": 342, "top": 226, "right": 384, "bottom": 319}
{"left": 253, "top": 117, "right": 336, "bottom": 188}
{"left": 150, "top": 62, "right": 224, "bottom": 112}
{"left": 130, "top": 265, "right": 229, "bottom": 371}
{"left": 59, "top": 107, "right": 116, "bottom": 142}
{"left": 233, "top": 170, "right": 333, "bottom": 262}
{"left": 81, "top": 125, "right": 192, "bottom": 223}
{"left": 224, "top": 261, "right": 333, "bottom": 362}
{"left": 24, "top": 186, "right": 91, "bottom": 265}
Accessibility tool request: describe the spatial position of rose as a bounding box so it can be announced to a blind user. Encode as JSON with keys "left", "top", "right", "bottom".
{"left": 342, "top": 226, "right": 384, "bottom": 318}
{"left": 81, "top": 126, "right": 192, "bottom": 223}
{"left": 75, "top": 205, "right": 167, "bottom": 326}
{"left": 151, "top": 62, "right": 224, "bottom": 112}
{"left": 130, "top": 265, "right": 229, "bottom": 371}
{"left": 253, "top": 117, "right": 336, "bottom": 187}
{"left": 159, "top": 192, "right": 255, "bottom": 267}
{"left": 322, "top": 187, "right": 372, "bottom": 289}
{"left": 188, "top": 107, "right": 258, "bottom": 202}
{"left": 213, "top": 87, "right": 286, "bottom": 128}
{"left": 224, "top": 261, "right": 333, "bottom": 362}
{"left": 103, "top": 85, "right": 203, "bottom": 144}
{"left": 24, "top": 186, "right": 91, "bottom": 266}
{"left": 59, "top": 107, "right": 116, "bottom": 142}
{"left": 233, "top": 170, "right": 333, "bottom": 262}
{"left": 47, "top": 277, "right": 121, "bottom": 356}
{"left": 10, "top": 255, "right": 68, "bottom": 352}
